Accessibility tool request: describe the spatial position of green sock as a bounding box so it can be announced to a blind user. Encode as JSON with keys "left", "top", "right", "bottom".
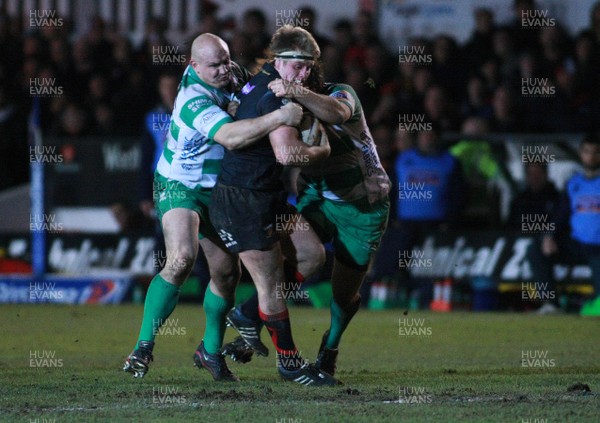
{"left": 202, "top": 286, "right": 234, "bottom": 354}
{"left": 326, "top": 298, "right": 360, "bottom": 349}
{"left": 136, "top": 274, "right": 180, "bottom": 349}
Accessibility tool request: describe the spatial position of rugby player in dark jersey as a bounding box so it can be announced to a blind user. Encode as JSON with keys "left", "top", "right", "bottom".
{"left": 209, "top": 25, "right": 337, "bottom": 386}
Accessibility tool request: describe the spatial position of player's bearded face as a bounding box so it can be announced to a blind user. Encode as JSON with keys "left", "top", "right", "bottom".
{"left": 192, "top": 49, "right": 232, "bottom": 89}
{"left": 275, "top": 59, "right": 313, "bottom": 85}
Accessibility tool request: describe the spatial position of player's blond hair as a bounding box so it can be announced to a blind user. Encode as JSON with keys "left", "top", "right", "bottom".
{"left": 266, "top": 25, "right": 321, "bottom": 61}
{"left": 266, "top": 25, "right": 323, "bottom": 91}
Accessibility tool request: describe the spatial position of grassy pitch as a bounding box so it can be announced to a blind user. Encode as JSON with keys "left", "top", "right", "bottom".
{"left": 1, "top": 304, "right": 598, "bottom": 422}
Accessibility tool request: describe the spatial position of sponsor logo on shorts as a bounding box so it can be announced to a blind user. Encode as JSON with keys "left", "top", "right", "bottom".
{"left": 218, "top": 229, "right": 238, "bottom": 248}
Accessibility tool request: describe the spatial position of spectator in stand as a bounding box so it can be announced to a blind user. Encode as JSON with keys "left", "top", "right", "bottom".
{"left": 492, "top": 27, "right": 520, "bottom": 83}
{"left": 479, "top": 56, "right": 502, "bottom": 93}
{"left": 542, "top": 133, "right": 600, "bottom": 316}
{"left": 240, "top": 9, "right": 270, "bottom": 62}
{"left": 509, "top": 0, "right": 541, "bottom": 55}
{"left": 112, "top": 67, "right": 154, "bottom": 135}
{"left": 48, "top": 37, "right": 73, "bottom": 88}
{"left": 410, "top": 66, "right": 434, "bottom": 109}
{"left": 572, "top": 32, "right": 600, "bottom": 130}
{"left": 50, "top": 102, "right": 90, "bottom": 137}
{"left": 321, "top": 44, "right": 345, "bottom": 82}
{"left": 71, "top": 38, "right": 94, "bottom": 95}
{"left": 364, "top": 44, "right": 394, "bottom": 93}
{"left": 345, "top": 10, "right": 379, "bottom": 68}
{"left": 86, "top": 73, "right": 111, "bottom": 110}
{"left": 299, "top": 6, "right": 330, "bottom": 48}
{"left": 460, "top": 74, "right": 494, "bottom": 120}
{"left": 0, "top": 13, "right": 22, "bottom": 80}
{"left": 229, "top": 30, "right": 255, "bottom": 71}
{"left": 589, "top": 1, "right": 600, "bottom": 44}
{"left": 320, "top": 19, "right": 354, "bottom": 81}
{"left": 463, "top": 8, "right": 496, "bottom": 69}
{"left": 423, "top": 85, "right": 460, "bottom": 132}
{"left": 331, "top": 18, "right": 354, "bottom": 54}
{"left": 538, "top": 25, "right": 574, "bottom": 81}
{"left": 431, "top": 34, "right": 465, "bottom": 101}
{"left": 82, "top": 17, "right": 114, "bottom": 74}
{"left": 110, "top": 35, "right": 135, "bottom": 91}
{"left": 91, "top": 102, "right": 118, "bottom": 136}
{"left": 490, "top": 85, "right": 523, "bottom": 132}
{"left": 0, "top": 81, "right": 27, "bottom": 190}
{"left": 137, "top": 17, "right": 171, "bottom": 62}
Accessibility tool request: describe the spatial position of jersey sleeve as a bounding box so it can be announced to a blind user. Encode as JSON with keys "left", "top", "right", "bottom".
{"left": 179, "top": 95, "right": 234, "bottom": 139}
{"left": 328, "top": 83, "right": 358, "bottom": 118}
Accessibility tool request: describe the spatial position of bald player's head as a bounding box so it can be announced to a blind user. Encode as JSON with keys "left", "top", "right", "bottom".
{"left": 189, "top": 33, "right": 232, "bottom": 89}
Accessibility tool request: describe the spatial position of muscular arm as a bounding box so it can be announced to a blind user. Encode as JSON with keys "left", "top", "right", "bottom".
{"left": 269, "top": 125, "right": 330, "bottom": 166}
{"left": 268, "top": 79, "right": 351, "bottom": 125}
{"left": 214, "top": 102, "right": 302, "bottom": 150}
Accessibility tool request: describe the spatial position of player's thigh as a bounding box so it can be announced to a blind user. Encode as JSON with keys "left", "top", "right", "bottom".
{"left": 326, "top": 198, "right": 390, "bottom": 269}
{"left": 295, "top": 189, "right": 336, "bottom": 242}
{"left": 239, "top": 243, "right": 284, "bottom": 287}
{"left": 199, "top": 236, "right": 241, "bottom": 282}
{"left": 161, "top": 208, "right": 200, "bottom": 260}
{"left": 280, "top": 209, "right": 325, "bottom": 266}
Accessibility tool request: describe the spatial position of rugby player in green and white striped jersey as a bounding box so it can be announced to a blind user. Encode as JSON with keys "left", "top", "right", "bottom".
{"left": 123, "top": 33, "right": 303, "bottom": 380}
{"left": 225, "top": 79, "right": 391, "bottom": 378}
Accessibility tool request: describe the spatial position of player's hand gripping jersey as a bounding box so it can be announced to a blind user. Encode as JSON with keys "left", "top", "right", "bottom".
{"left": 298, "top": 83, "right": 391, "bottom": 204}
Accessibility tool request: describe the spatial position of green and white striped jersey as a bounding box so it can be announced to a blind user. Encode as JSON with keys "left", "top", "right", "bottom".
{"left": 300, "top": 83, "right": 391, "bottom": 204}
{"left": 155, "top": 65, "right": 233, "bottom": 189}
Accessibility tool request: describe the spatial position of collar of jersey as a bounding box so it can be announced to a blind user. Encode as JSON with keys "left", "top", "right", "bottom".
{"left": 260, "top": 62, "right": 279, "bottom": 77}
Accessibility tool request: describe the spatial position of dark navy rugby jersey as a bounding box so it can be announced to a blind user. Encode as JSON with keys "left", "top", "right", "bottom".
{"left": 218, "top": 63, "right": 288, "bottom": 191}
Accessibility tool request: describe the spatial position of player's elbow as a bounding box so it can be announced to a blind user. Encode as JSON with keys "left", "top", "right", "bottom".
{"left": 214, "top": 128, "right": 242, "bottom": 150}
{"left": 330, "top": 110, "right": 348, "bottom": 125}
